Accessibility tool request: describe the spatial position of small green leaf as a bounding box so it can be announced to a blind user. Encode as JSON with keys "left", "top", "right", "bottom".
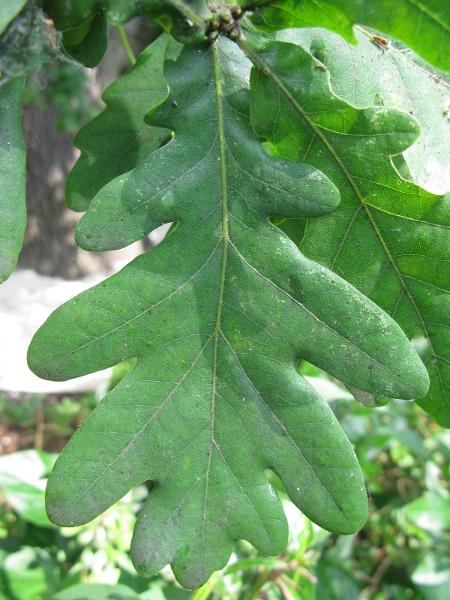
{"left": 62, "top": 13, "right": 107, "bottom": 68}
{"left": 247, "top": 39, "right": 448, "bottom": 425}
{"left": 44, "top": 0, "right": 210, "bottom": 44}
{"left": 61, "top": 14, "right": 97, "bottom": 45}
{"left": 0, "top": 0, "right": 28, "bottom": 35}
{"left": 28, "top": 38, "right": 432, "bottom": 588}
{"left": 65, "top": 33, "right": 176, "bottom": 211}
{"left": 251, "top": 0, "right": 450, "bottom": 71}
{"left": 147, "top": 0, "right": 210, "bottom": 43}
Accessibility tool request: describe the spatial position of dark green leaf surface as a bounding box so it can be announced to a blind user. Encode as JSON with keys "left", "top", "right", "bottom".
{"left": 44, "top": 0, "right": 210, "bottom": 44}
{"left": 0, "top": 75, "right": 27, "bottom": 282}
{"left": 62, "top": 13, "right": 107, "bottom": 68}
{"left": 251, "top": 0, "right": 450, "bottom": 71}
{"left": 65, "top": 34, "right": 175, "bottom": 212}
{"left": 247, "top": 39, "right": 449, "bottom": 425}
{"left": 29, "top": 38, "right": 428, "bottom": 587}
{"left": 61, "top": 14, "right": 96, "bottom": 45}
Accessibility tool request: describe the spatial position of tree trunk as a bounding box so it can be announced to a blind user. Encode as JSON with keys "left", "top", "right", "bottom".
{"left": 17, "top": 18, "right": 158, "bottom": 279}
{"left": 18, "top": 102, "right": 116, "bottom": 279}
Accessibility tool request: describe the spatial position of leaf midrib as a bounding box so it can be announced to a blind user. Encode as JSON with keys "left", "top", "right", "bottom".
{"left": 199, "top": 39, "right": 229, "bottom": 564}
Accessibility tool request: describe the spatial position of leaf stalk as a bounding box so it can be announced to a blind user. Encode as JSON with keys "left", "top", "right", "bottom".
{"left": 117, "top": 24, "right": 136, "bottom": 65}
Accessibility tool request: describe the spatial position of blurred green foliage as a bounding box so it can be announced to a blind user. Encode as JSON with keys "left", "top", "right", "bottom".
{"left": 0, "top": 364, "right": 449, "bottom": 599}
{"left": 19, "top": 7, "right": 100, "bottom": 132}
{"left": 23, "top": 60, "right": 100, "bottom": 132}
{"left": 1, "top": 6, "right": 100, "bottom": 132}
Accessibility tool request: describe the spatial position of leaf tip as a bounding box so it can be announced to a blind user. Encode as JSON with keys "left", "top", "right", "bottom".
{"left": 404, "top": 349, "right": 430, "bottom": 401}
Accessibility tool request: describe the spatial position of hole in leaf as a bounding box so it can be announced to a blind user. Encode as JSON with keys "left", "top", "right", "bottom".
{"left": 411, "top": 336, "right": 431, "bottom": 362}
{"left": 309, "top": 38, "right": 326, "bottom": 64}
{"left": 391, "top": 153, "right": 414, "bottom": 182}
{"left": 261, "top": 140, "right": 278, "bottom": 157}
{"left": 108, "top": 357, "right": 137, "bottom": 392}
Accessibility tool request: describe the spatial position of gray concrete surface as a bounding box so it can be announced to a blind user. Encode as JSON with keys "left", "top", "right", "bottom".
{"left": 0, "top": 224, "right": 171, "bottom": 394}
{"left": 0, "top": 269, "right": 111, "bottom": 393}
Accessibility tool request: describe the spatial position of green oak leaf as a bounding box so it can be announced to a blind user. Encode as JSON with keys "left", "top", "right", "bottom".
{"left": 0, "top": 76, "right": 27, "bottom": 282}
{"left": 62, "top": 13, "right": 108, "bottom": 68}
{"left": 65, "top": 33, "right": 178, "bottom": 212}
{"left": 44, "top": 0, "right": 210, "bottom": 44}
{"left": 247, "top": 38, "right": 449, "bottom": 426}
{"left": 282, "top": 26, "right": 450, "bottom": 195}
{"left": 251, "top": 0, "right": 450, "bottom": 71}
{"left": 0, "top": 3, "right": 36, "bottom": 282}
{"left": 28, "top": 38, "right": 428, "bottom": 587}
